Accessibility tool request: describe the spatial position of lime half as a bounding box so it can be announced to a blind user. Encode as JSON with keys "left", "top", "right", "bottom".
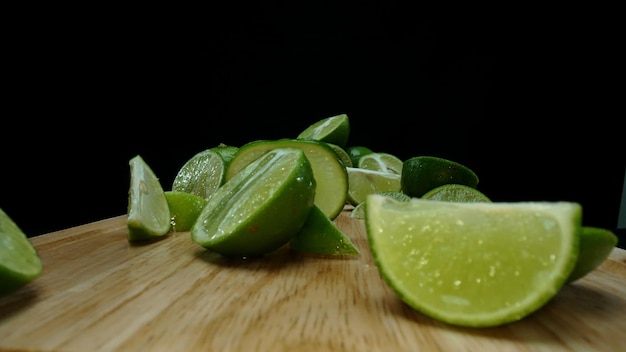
{"left": 172, "top": 149, "right": 228, "bottom": 201}
{"left": 127, "top": 155, "right": 171, "bottom": 241}
{"left": 365, "top": 195, "right": 582, "bottom": 327}
{"left": 191, "top": 148, "right": 316, "bottom": 257}
{"left": 0, "top": 208, "right": 43, "bottom": 295}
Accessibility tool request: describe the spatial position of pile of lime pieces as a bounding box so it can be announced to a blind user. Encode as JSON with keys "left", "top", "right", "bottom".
{"left": 1, "top": 113, "right": 618, "bottom": 329}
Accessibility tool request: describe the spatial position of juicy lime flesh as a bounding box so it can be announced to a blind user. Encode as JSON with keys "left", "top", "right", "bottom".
{"left": 366, "top": 196, "right": 581, "bottom": 327}
{"left": 297, "top": 114, "right": 350, "bottom": 148}
{"left": 172, "top": 149, "right": 226, "bottom": 201}
{"left": 401, "top": 156, "right": 479, "bottom": 198}
{"left": 346, "top": 167, "right": 401, "bottom": 205}
{"left": 192, "top": 148, "right": 316, "bottom": 257}
{"left": 567, "top": 226, "right": 618, "bottom": 283}
{"left": 291, "top": 205, "right": 359, "bottom": 255}
{"left": 421, "top": 184, "right": 491, "bottom": 203}
{"left": 358, "top": 152, "right": 403, "bottom": 174}
{"left": 0, "top": 208, "right": 43, "bottom": 294}
{"left": 127, "top": 155, "right": 171, "bottom": 241}
{"left": 226, "top": 139, "right": 347, "bottom": 220}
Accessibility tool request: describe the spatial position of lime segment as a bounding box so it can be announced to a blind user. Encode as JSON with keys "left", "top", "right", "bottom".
{"left": 225, "top": 139, "right": 347, "bottom": 220}
{"left": 296, "top": 113, "right": 350, "bottom": 148}
{"left": 358, "top": 152, "right": 403, "bottom": 175}
{"left": 192, "top": 148, "right": 316, "bottom": 257}
{"left": 290, "top": 205, "right": 359, "bottom": 255}
{"left": 127, "top": 155, "right": 171, "bottom": 241}
{"left": 421, "top": 184, "right": 491, "bottom": 203}
{"left": 401, "top": 156, "right": 479, "bottom": 198}
{"left": 0, "top": 208, "right": 43, "bottom": 295}
{"left": 164, "top": 191, "right": 207, "bottom": 232}
{"left": 346, "top": 167, "right": 401, "bottom": 206}
{"left": 567, "top": 226, "right": 618, "bottom": 283}
{"left": 365, "top": 195, "right": 582, "bottom": 327}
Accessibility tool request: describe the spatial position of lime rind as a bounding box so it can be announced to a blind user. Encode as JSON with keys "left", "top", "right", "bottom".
{"left": 401, "top": 156, "right": 479, "bottom": 198}
{"left": 365, "top": 195, "right": 581, "bottom": 327}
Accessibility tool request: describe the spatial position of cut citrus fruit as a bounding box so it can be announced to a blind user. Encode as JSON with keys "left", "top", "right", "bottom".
{"left": 191, "top": 148, "right": 316, "bottom": 257}
{"left": 0, "top": 208, "right": 43, "bottom": 295}
{"left": 225, "top": 139, "right": 347, "bottom": 220}
{"left": 346, "top": 167, "right": 401, "bottom": 206}
{"left": 164, "top": 191, "right": 207, "bottom": 232}
{"left": 290, "top": 205, "right": 359, "bottom": 256}
{"left": 358, "top": 152, "right": 403, "bottom": 175}
{"left": 401, "top": 156, "right": 479, "bottom": 198}
{"left": 566, "top": 226, "right": 618, "bottom": 283}
{"left": 421, "top": 184, "right": 491, "bottom": 203}
{"left": 346, "top": 145, "right": 373, "bottom": 167}
{"left": 365, "top": 195, "right": 582, "bottom": 328}
{"left": 172, "top": 148, "right": 227, "bottom": 201}
{"left": 210, "top": 143, "right": 239, "bottom": 167}
{"left": 326, "top": 142, "right": 353, "bottom": 167}
{"left": 296, "top": 113, "right": 350, "bottom": 148}
{"left": 351, "top": 191, "right": 411, "bottom": 219}
{"left": 127, "top": 155, "right": 171, "bottom": 241}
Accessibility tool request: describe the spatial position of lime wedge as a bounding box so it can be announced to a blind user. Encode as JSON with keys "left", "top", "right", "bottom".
{"left": 346, "top": 145, "right": 374, "bottom": 167}
{"left": 0, "top": 208, "right": 43, "bottom": 295}
{"left": 164, "top": 191, "right": 207, "bottom": 232}
{"left": 127, "top": 155, "right": 171, "bottom": 241}
{"left": 421, "top": 184, "right": 491, "bottom": 203}
{"left": 225, "top": 139, "right": 348, "bottom": 220}
{"left": 401, "top": 156, "right": 479, "bottom": 198}
{"left": 346, "top": 167, "right": 401, "bottom": 206}
{"left": 296, "top": 113, "right": 350, "bottom": 148}
{"left": 172, "top": 148, "right": 227, "bottom": 201}
{"left": 191, "top": 148, "right": 316, "bottom": 257}
{"left": 210, "top": 143, "right": 239, "bottom": 167}
{"left": 365, "top": 195, "right": 582, "bottom": 327}
{"left": 350, "top": 191, "right": 411, "bottom": 219}
{"left": 326, "top": 142, "right": 353, "bottom": 167}
{"left": 358, "top": 152, "right": 403, "bottom": 175}
{"left": 567, "top": 226, "right": 618, "bottom": 283}
{"left": 290, "top": 205, "right": 359, "bottom": 256}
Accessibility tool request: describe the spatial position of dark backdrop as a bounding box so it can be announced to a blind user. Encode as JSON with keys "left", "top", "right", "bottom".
{"left": 3, "top": 7, "right": 624, "bottom": 247}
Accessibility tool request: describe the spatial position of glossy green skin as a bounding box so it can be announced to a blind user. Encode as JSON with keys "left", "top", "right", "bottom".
{"left": 401, "top": 156, "right": 479, "bottom": 198}
{"left": 346, "top": 146, "right": 374, "bottom": 167}
{"left": 567, "top": 226, "right": 618, "bottom": 283}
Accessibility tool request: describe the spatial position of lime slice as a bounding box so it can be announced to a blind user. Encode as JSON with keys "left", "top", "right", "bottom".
{"left": 164, "top": 191, "right": 207, "bottom": 232}
{"left": 296, "top": 113, "right": 350, "bottom": 148}
{"left": 566, "top": 226, "right": 618, "bottom": 283}
{"left": 358, "top": 152, "right": 403, "bottom": 175}
{"left": 127, "top": 155, "right": 171, "bottom": 241}
{"left": 351, "top": 191, "right": 411, "bottom": 219}
{"left": 225, "top": 139, "right": 348, "bottom": 220}
{"left": 0, "top": 208, "right": 43, "bottom": 295}
{"left": 365, "top": 195, "right": 582, "bottom": 328}
{"left": 191, "top": 148, "right": 316, "bottom": 257}
{"left": 172, "top": 149, "right": 227, "bottom": 201}
{"left": 290, "top": 205, "right": 359, "bottom": 256}
{"left": 421, "top": 184, "right": 491, "bottom": 203}
{"left": 346, "top": 146, "right": 374, "bottom": 167}
{"left": 326, "top": 142, "right": 353, "bottom": 167}
{"left": 346, "top": 167, "right": 401, "bottom": 206}
{"left": 401, "top": 156, "right": 479, "bottom": 198}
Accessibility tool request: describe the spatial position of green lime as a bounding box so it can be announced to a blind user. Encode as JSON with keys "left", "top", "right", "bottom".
{"left": 421, "top": 184, "right": 491, "bottom": 203}
{"left": 296, "top": 113, "right": 350, "bottom": 148}
{"left": 290, "top": 205, "right": 359, "bottom": 256}
{"left": 358, "top": 152, "right": 403, "bottom": 175}
{"left": 0, "top": 208, "right": 43, "bottom": 295}
{"left": 191, "top": 148, "right": 316, "bottom": 257}
{"left": 172, "top": 149, "right": 227, "bottom": 201}
{"left": 350, "top": 191, "right": 411, "bottom": 219}
{"left": 326, "top": 142, "right": 353, "bottom": 167}
{"left": 346, "top": 167, "right": 401, "bottom": 206}
{"left": 401, "top": 156, "right": 479, "bottom": 198}
{"left": 365, "top": 195, "right": 582, "bottom": 328}
{"left": 164, "top": 191, "right": 207, "bottom": 232}
{"left": 566, "top": 226, "right": 618, "bottom": 283}
{"left": 127, "top": 155, "right": 171, "bottom": 241}
{"left": 210, "top": 143, "right": 239, "bottom": 167}
{"left": 346, "top": 146, "right": 374, "bottom": 167}
{"left": 225, "top": 139, "right": 347, "bottom": 220}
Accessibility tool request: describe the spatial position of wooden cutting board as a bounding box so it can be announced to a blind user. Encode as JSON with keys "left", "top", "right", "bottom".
{"left": 1, "top": 206, "right": 625, "bottom": 352}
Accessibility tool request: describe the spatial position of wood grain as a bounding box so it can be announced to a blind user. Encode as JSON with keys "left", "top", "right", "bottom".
{"left": 1, "top": 207, "right": 625, "bottom": 352}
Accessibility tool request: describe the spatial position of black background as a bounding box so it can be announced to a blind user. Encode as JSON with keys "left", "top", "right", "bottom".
{"left": 2, "top": 6, "right": 624, "bottom": 246}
